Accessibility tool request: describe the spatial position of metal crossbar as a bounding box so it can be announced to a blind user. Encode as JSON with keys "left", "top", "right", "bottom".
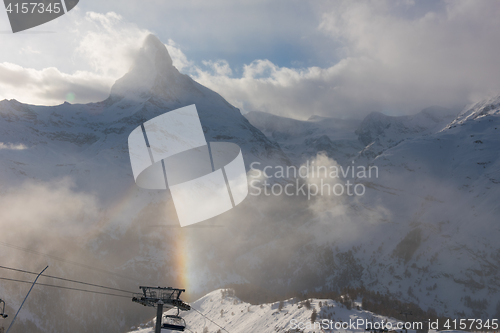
{"left": 132, "top": 286, "right": 190, "bottom": 311}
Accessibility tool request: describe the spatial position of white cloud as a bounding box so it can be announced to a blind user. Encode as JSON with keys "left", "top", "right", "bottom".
{"left": 0, "top": 179, "right": 99, "bottom": 254}
{"left": 193, "top": 60, "right": 331, "bottom": 119}
{"left": 190, "top": 0, "right": 500, "bottom": 119}
{"left": 0, "top": 10, "right": 149, "bottom": 105}
{"left": 165, "top": 39, "right": 193, "bottom": 72}
{"left": 75, "top": 12, "right": 150, "bottom": 77}
{"left": 0, "top": 142, "right": 28, "bottom": 150}
{"left": 2, "top": 1, "right": 500, "bottom": 118}
{"left": 19, "top": 46, "right": 41, "bottom": 55}
{"left": 0, "top": 62, "right": 113, "bottom": 105}
{"left": 202, "top": 60, "right": 233, "bottom": 77}
{"left": 0, "top": 10, "right": 196, "bottom": 106}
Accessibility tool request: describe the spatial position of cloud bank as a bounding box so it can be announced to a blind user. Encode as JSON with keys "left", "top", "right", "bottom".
{"left": 194, "top": 0, "right": 500, "bottom": 119}
{"left": 0, "top": 11, "right": 149, "bottom": 105}
{"left": 1, "top": 1, "right": 500, "bottom": 118}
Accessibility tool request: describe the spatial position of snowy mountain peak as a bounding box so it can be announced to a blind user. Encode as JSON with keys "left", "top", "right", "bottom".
{"left": 448, "top": 94, "right": 500, "bottom": 127}
{"left": 110, "top": 34, "right": 181, "bottom": 100}
{"left": 141, "top": 34, "right": 174, "bottom": 69}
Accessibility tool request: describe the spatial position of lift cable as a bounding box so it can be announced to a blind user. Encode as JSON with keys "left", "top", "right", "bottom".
{"left": 1, "top": 264, "right": 231, "bottom": 331}
{"left": 0, "top": 276, "right": 131, "bottom": 299}
{"left": 190, "top": 306, "right": 231, "bottom": 333}
{"left": 0, "top": 265, "right": 135, "bottom": 295}
{"left": 0, "top": 241, "right": 144, "bottom": 284}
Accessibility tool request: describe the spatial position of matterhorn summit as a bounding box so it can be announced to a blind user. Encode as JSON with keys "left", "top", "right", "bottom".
{"left": 106, "top": 34, "right": 289, "bottom": 167}
{"left": 111, "top": 34, "right": 186, "bottom": 101}
{"left": 0, "top": 36, "right": 292, "bottom": 209}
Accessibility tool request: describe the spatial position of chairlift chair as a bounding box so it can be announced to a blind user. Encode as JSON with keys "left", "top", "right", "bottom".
{"left": 162, "top": 309, "right": 186, "bottom": 332}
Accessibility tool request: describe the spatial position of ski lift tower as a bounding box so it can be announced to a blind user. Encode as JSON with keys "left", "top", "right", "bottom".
{"left": 132, "top": 286, "right": 190, "bottom": 333}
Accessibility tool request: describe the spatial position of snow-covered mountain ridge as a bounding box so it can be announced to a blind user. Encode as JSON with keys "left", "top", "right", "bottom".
{"left": 449, "top": 95, "right": 500, "bottom": 126}
{"left": 245, "top": 111, "right": 363, "bottom": 166}
{"left": 129, "top": 289, "right": 473, "bottom": 333}
{"left": 1, "top": 34, "right": 499, "bottom": 333}
{"left": 245, "top": 106, "right": 459, "bottom": 165}
{"left": 355, "top": 106, "right": 458, "bottom": 160}
{"left": 244, "top": 102, "right": 500, "bottom": 319}
{"left": 0, "top": 34, "right": 289, "bottom": 192}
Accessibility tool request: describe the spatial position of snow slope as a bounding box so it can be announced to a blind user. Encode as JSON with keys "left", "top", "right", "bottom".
{"left": 355, "top": 106, "right": 458, "bottom": 160}
{"left": 243, "top": 103, "right": 500, "bottom": 319}
{"left": 245, "top": 111, "right": 363, "bottom": 166}
{"left": 245, "top": 106, "right": 458, "bottom": 165}
{"left": 345, "top": 105, "right": 500, "bottom": 318}
{"left": 129, "top": 289, "right": 470, "bottom": 333}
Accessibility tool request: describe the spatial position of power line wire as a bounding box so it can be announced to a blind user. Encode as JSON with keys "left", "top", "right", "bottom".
{"left": 0, "top": 241, "right": 143, "bottom": 283}
{"left": 0, "top": 276, "right": 131, "bottom": 299}
{"left": 0, "top": 265, "right": 135, "bottom": 295}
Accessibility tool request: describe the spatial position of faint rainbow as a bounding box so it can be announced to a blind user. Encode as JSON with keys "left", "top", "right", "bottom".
{"left": 88, "top": 180, "right": 194, "bottom": 297}
{"left": 174, "top": 228, "right": 191, "bottom": 297}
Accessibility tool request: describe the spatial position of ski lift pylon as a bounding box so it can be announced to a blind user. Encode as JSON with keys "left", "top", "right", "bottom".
{"left": 131, "top": 287, "right": 190, "bottom": 333}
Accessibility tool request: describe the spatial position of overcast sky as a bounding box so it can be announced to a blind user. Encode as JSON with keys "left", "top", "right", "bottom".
{"left": 1, "top": 0, "right": 499, "bottom": 119}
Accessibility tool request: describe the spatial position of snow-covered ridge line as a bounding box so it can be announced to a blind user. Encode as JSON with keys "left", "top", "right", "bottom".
{"left": 448, "top": 95, "right": 500, "bottom": 127}
{"left": 130, "top": 289, "right": 472, "bottom": 333}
